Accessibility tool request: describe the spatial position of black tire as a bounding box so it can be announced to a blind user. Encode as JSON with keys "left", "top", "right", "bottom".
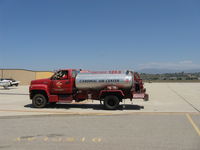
{"left": 103, "top": 95, "right": 120, "bottom": 110}
{"left": 32, "top": 94, "right": 47, "bottom": 108}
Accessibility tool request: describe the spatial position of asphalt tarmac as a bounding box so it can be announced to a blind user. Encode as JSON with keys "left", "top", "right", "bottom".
{"left": 0, "top": 83, "right": 200, "bottom": 116}
{"left": 0, "top": 83, "right": 199, "bottom": 150}
{"left": 0, "top": 114, "right": 199, "bottom": 150}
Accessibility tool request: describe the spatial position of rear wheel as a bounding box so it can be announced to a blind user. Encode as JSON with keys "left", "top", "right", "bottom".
{"left": 103, "top": 95, "right": 120, "bottom": 110}
{"left": 32, "top": 94, "right": 47, "bottom": 108}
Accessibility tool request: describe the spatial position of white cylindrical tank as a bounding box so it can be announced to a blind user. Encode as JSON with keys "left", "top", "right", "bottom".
{"left": 75, "top": 72, "right": 133, "bottom": 90}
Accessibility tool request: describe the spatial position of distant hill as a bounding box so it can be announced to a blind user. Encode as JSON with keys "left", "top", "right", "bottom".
{"left": 138, "top": 68, "right": 200, "bottom": 74}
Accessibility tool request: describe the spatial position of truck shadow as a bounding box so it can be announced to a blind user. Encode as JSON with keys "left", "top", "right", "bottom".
{"left": 24, "top": 103, "right": 144, "bottom": 110}
{"left": 0, "top": 87, "right": 18, "bottom": 90}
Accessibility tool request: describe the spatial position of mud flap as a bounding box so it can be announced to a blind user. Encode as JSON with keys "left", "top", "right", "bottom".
{"left": 144, "top": 94, "right": 149, "bottom": 101}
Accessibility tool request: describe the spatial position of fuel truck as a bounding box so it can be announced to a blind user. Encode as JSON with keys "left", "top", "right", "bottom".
{"left": 29, "top": 69, "right": 149, "bottom": 110}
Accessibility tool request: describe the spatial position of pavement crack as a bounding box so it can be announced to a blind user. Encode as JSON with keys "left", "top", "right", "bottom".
{"left": 168, "top": 85, "right": 200, "bottom": 112}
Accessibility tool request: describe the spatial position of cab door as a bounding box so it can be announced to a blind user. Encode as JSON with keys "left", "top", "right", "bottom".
{"left": 50, "top": 70, "right": 72, "bottom": 94}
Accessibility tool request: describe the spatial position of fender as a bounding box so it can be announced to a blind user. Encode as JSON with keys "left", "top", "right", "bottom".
{"left": 99, "top": 90, "right": 125, "bottom": 99}
{"left": 29, "top": 84, "right": 50, "bottom": 97}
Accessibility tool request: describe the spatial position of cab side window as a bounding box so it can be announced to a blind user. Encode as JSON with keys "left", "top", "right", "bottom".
{"left": 60, "top": 71, "right": 68, "bottom": 80}
{"left": 52, "top": 71, "right": 68, "bottom": 80}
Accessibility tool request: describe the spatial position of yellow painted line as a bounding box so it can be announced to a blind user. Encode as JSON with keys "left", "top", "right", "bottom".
{"left": 186, "top": 114, "right": 200, "bottom": 136}
{"left": 0, "top": 109, "right": 200, "bottom": 116}
{"left": 66, "top": 137, "right": 75, "bottom": 142}
{"left": 81, "top": 137, "right": 85, "bottom": 142}
{"left": 43, "top": 137, "right": 48, "bottom": 141}
{"left": 27, "top": 137, "right": 36, "bottom": 141}
{"left": 0, "top": 109, "right": 75, "bottom": 114}
{"left": 51, "top": 138, "right": 62, "bottom": 142}
{"left": 92, "top": 137, "right": 102, "bottom": 143}
{"left": 124, "top": 112, "right": 200, "bottom": 115}
{"left": 58, "top": 138, "right": 62, "bottom": 142}
{"left": 96, "top": 113, "right": 113, "bottom": 116}
{"left": 14, "top": 137, "right": 21, "bottom": 142}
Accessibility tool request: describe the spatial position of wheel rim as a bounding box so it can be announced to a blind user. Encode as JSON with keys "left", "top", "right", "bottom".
{"left": 108, "top": 99, "right": 116, "bottom": 107}
{"left": 35, "top": 96, "right": 44, "bottom": 107}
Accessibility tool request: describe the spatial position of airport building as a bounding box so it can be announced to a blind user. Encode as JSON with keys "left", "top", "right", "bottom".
{"left": 0, "top": 69, "right": 53, "bottom": 85}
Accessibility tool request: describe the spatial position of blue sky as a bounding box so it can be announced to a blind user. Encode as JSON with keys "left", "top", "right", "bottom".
{"left": 0, "top": 0, "right": 200, "bottom": 71}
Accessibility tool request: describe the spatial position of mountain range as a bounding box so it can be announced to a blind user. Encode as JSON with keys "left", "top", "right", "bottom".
{"left": 137, "top": 68, "right": 200, "bottom": 74}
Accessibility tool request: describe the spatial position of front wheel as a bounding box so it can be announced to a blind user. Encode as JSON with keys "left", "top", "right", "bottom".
{"left": 32, "top": 94, "right": 47, "bottom": 108}
{"left": 103, "top": 95, "right": 120, "bottom": 110}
